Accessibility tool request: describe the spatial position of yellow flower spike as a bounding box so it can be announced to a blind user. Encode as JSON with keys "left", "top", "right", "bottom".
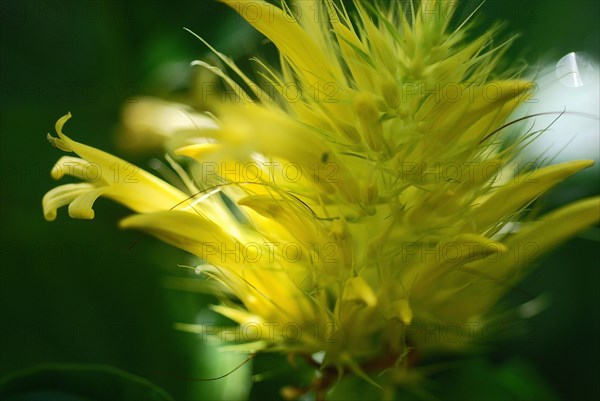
{"left": 43, "top": 0, "right": 600, "bottom": 393}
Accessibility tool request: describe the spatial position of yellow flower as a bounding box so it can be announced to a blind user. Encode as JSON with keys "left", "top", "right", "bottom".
{"left": 44, "top": 0, "right": 599, "bottom": 393}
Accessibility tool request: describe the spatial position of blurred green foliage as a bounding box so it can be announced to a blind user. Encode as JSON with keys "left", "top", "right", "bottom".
{"left": 1, "top": 1, "right": 598, "bottom": 400}
{"left": 0, "top": 363, "right": 175, "bottom": 401}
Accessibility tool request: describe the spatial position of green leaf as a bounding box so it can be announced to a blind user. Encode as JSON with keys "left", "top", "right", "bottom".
{"left": 0, "top": 364, "right": 174, "bottom": 401}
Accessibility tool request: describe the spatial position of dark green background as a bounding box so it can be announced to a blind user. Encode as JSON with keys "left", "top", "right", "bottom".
{"left": 1, "top": 1, "right": 599, "bottom": 400}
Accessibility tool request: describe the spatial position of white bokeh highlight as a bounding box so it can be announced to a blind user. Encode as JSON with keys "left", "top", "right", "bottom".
{"left": 522, "top": 52, "right": 599, "bottom": 164}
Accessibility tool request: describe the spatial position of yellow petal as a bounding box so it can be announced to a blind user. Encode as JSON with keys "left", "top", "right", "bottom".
{"left": 444, "top": 197, "right": 600, "bottom": 320}
{"left": 51, "top": 156, "right": 99, "bottom": 181}
{"left": 409, "top": 233, "right": 507, "bottom": 295}
{"left": 42, "top": 183, "right": 97, "bottom": 221}
{"left": 502, "top": 196, "right": 600, "bottom": 273}
{"left": 119, "top": 210, "right": 236, "bottom": 262}
{"left": 219, "top": 0, "right": 334, "bottom": 86}
{"left": 68, "top": 187, "right": 107, "bottom": 219}
{"left": 342, "top": 276, "right": 377, "bottom": 307}
{"left": 472, "top": 160, "right": 594, "bottom": 231}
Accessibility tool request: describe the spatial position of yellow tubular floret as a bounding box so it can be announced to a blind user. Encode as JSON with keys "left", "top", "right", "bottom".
{"left": 43, "top": 113, "right": 191, "bottom": 220}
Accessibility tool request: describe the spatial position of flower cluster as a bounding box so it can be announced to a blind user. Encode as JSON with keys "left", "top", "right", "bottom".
{"left": 43, "top": 0, "right": 599, "bottom": 394}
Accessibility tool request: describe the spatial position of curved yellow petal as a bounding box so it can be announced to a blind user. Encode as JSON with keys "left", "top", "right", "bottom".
{"left": 441, "top": 197, "right": 600, "bottom": 321}
{"left": 46, "top": 113, "right": 191, "bottom": 218}
{"left": 472, "top": 160, "right": 594, "bottom": 230}
{"left": 68, "top": 187, "right": 107, "bottom": 219}
{"left": 219, "top": 0, "right": 335, "bottom": 86}
{"left": 42, "top": 183, "right": 97, "bottom": 221}
{"left": 501, "top": 196, "right": 600, "bottom": 275}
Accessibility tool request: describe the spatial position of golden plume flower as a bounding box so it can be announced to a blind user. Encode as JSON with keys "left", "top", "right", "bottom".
{"left": 43, "top": 0, "right": 599, "bottom": 396}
